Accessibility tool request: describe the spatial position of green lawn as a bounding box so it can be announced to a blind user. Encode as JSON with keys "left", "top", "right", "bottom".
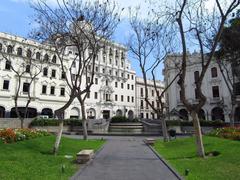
{"left": 153, "top": 136, "right": 240, "bottom": 180}
{"left": 0, "top": 136, "right": 105, "bottom": 180}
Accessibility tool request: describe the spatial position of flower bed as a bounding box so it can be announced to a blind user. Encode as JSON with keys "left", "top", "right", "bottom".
{"left": 209, "top": 127, "right": 240, "bottom": 140}
{"left": 0, "top": 128, "right": 50, "bottom": 144}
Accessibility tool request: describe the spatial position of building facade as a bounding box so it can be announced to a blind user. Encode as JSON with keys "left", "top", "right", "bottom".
{"left": 0, "top": 32, "right": 163, "bottom": 120}
{"left": 135, "top": 77, "right": 164, "bottom": 119}
{"left": 164, "top": 53, "right": 240, "bottom": 123}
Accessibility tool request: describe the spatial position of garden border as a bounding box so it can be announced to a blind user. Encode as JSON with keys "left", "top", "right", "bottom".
{"left": 70, "top": 140, "right": 106, "bottom": 180}
{"left": 147, "top": 144, "right": 184, "bottom": 180}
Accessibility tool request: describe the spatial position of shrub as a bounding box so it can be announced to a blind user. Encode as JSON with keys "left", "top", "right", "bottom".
{"left": 111, "top": 116, "right": 129, "bottom": 123}
{"left": 0, "top": 128, "right": 50, "bottom": 144}
{"left": 0, "top": 128, "right": 16, "bottom": 143}
{"left": 166, "top": 120, "right": 226, "bottom": 127}
{"left": 30, "top": 118, "right": 82, "bottom": 126}
{"left": 209, "top": 127, "right": 240, "bottom": 140}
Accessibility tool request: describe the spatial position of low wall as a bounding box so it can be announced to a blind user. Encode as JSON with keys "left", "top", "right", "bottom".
{"left": 32, "top": 126, "right": 71, "bottom": 133}
{"left": 0, "top": 118, "right": 34, "bottom": 129}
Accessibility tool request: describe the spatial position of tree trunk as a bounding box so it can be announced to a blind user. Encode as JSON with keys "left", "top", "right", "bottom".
{"left": 161, "top": 119, "right": 169, "bottom": 142}
{"left": 52, "top": 96, "right": 75, "bottom": 155}
{"left": 53, "top": 120, "right": 64, "bottom": 155}
{"left": 191, "top": 111, "right": 205, "bottom": 158}
{"left": 158, "top": 113, "right": 169, "bottom": 142}
{"left": 20, "top": 118, "right": 24, "bottom": 129}
{"left": 80, "top": 101, "right": 88, "bottom": 140}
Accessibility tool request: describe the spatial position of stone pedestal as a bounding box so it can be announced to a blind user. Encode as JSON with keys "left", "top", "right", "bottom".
{"left": 76, "top": 149, "right": 94, "bottom": 164}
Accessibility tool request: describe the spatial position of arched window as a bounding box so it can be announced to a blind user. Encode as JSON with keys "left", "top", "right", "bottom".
{"left": 0, "top": 43, "right": 2, "bottom": 51}
{"left": 7, "top": 45, "right": 13, "bottom": 54}
{"left": 52, "top": 55, "right": 57, "bottom": 63}
{"left": 36, "top": 52, "right": 41, "bottom": 60}
{"left": 44, "top": 54, "right": 49, "bottom": 61}
{"left": 17, "top": 47, "right": 23, "bottom": 56}
{"left": 211, "top": 107, "right": 224, "bottom": 121}
{"left": 179, "top": 109, "right": 189, "bottom": 120}
{"left": 27, "top": 49, "right": 32, "bottom": 58}
{"left": 211, "top": 67, "right": 218, "bottom": 78}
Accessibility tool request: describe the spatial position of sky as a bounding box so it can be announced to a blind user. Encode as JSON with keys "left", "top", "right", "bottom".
{"left": 0, "top": 0, "right": 158, "bottom": 79}
{"left": 0, "top": 0, "right": 221, "bottom": 81}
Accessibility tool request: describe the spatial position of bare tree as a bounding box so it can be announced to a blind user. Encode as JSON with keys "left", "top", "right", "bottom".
{"left": 0, "top": 40, "right": 45, "bottom": 128}
{"left": 31, "top": 0, "right": 121, "bottom": 154}
{"left": 128, "top": 8, "right": 179, "bottom": 141}
{"left": 165, "top": 0, "right": 240, "bottom": 157}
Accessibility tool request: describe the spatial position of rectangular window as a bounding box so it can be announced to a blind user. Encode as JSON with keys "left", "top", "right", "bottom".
{"left": 152, "top": 101, "right": 154, "bottom": 108}
{"left": 94, "top": 92, "right": 98, "bottom": 99}
{"left": 61, "top": 72, "right": 66, "bottom": 79}
{"left": 50, "top": 86, "right": 55, "bottom": 95}
{"left": 121, "top": 83, "right": 124, "bottom": 89}
{"left": 195, "top": 88, "right": 199, "bottom": 99}
{"left": 152, "top": 90, "right": 154, "bottom": 96}
{"left": 5, "top": 61, "right": 11, "bottom": 70}
{"left": 60, "top": 88, "right": 65, "bottom": 96}
{"left": 131, "top": 75, "right": 134, "bottom": 80}
{"left": 42, "top": 85, "right": 47, "bottom": 94}
{"left": 3, "top": 80, "right": 9, "bottom": 90}
{"left": 141, "top": 113, "right": 144, "bottom": 118}
{"left": 115, "top": 94, "right": 118, "bottom": 101}
{"left": 131, "top": 85, "right": 134, "bottom": 90}
{"left": 146, "top": 101, "right": 149, "bottom": 109}
{"left": 95, "top": 78, "right": 98, "bottom": 85}
{"left": 87, "top": 77, "right": 91, "bottom": 83}
{"left": 140, "top": 100, "right": 143, "bottom": 109}
{"left": 211, "top": 67, "right": 218, "bottom": 78}
{"left": 51, "top": 69, "right": 56, "bottom": 78}
{"left": 212, "top": 86, "right": 219, "bottom": 98}
{"left": 43, "top": 68, "right": 48, "bottom": 76}
{"left": 132, "top": 96, "right": 134, "bottom": 103}
{"left": 233, "top": 82, "right": 240, "bottom": 96}
{"left": 115, "top": 82, "right": 118, "bottom": 88}
{"left": 127, "top": 96, "right": 130, "bottom": 102}
{"left": 140, "top": 88, "right": 143, "bottom": 97}
{"left": 25, "top": 65, "right": 30, "bottom": 73}
{"left": 127, "top": 84, "right": 130, "bottom": 89}
{"left": 23, "top": 83, "right": 30, "bottom": 93}
{"left": 194, "top": 71, "right": 199, "bottom": 83}
{"left": 146, "top": 113, "right": 149, "bottom": 119}
{"left": 87, "top": 92, "right": 90, "bottom": 98}
{"left": 121, "top": 95, "right": 124, "bottom": 102}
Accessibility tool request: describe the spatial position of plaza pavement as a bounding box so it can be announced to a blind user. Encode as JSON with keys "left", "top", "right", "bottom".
{"left": 70, "top": 135, "right": 181, "bottom": 180}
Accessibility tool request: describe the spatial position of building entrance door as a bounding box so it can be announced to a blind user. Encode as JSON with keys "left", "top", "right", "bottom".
{"left": 103, "top": 110, "right": 110, "bottom": 119}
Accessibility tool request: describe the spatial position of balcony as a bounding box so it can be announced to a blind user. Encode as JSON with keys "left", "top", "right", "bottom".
{"left": 210, "top": 97, "right": 222, "bottom": 104}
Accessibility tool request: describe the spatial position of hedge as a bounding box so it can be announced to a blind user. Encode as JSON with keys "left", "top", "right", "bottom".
{"left": 111, "top": 116, "right": 139, "bottom": 123}
{"left": 30, "top": 118, "right": 82, "bottom": 126}
{"left": 166, "top": 120, "right": 227, "bottom": 127}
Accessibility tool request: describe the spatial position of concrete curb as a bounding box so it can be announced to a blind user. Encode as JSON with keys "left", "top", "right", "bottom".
{"left": 147, "top": 144, "right": 184, "bottom": 180}
{"left": 71, "top": 141, "right": 106, "bottom": 180}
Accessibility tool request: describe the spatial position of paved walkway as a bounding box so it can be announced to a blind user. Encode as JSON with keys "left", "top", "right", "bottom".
{"left": 71, "top": 136, "right": 179, "bottom": 180}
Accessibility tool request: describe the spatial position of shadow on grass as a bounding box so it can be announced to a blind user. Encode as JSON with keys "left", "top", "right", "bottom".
{"left": 40, "top": 150, "right": 54, "bottom": 155}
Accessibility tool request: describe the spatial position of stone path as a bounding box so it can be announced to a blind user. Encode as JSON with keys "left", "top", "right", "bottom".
{"left": 71, "top": 136, "right": 180, "bottom": 180}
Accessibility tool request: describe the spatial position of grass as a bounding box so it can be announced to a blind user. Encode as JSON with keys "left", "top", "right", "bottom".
{"left": 153, "top": 136, "right": 240, "bottom": 180}
{"left": 0, "top": 135, "right": 105, "bottom": 180}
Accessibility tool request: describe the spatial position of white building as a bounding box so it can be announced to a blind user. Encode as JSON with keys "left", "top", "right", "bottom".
{"left": 164, "top": 53, "right": 240, "bottom": 122}
{"left": 135, "top": 77, "right": 164, "bottom": 119}
{"left": 0, "top": 32, "right": 163, "bottom": 120}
